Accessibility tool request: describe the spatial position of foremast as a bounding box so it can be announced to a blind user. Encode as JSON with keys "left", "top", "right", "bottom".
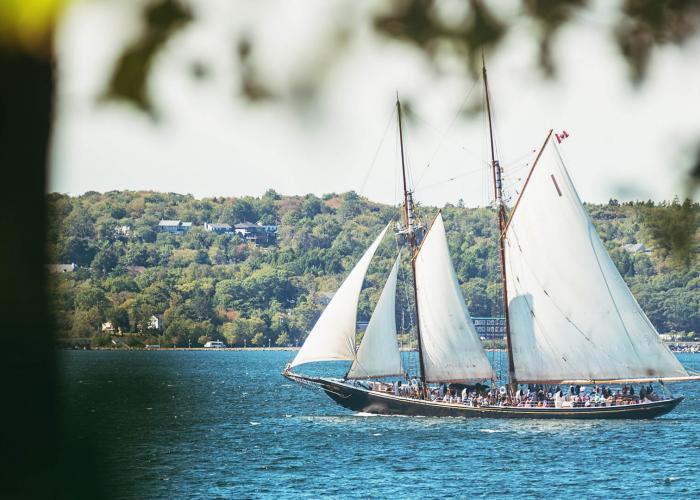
{"left": 482, "top": 59, "right": 516, "bottom": 392}
{"left": 396, "top": 96, "right": 428, "bottom": 398}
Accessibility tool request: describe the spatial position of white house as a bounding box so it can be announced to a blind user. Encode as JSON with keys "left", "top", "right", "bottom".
{"left": 148, "top": 314, "right": 165, "bottom": 331}
{"left": 234, "top": 222, "right": 258, "bottom": 240}
{"left": 158, "top": 220, "right": 192, "bottom": 234}
{"left": 204, "top": 222, "right": 233, "bottom": 235}
{"left": 622, "top": 243, "right": 650, "bottom": 254}
{"left": 47, "top": 263, "right": 77, "bottom": 273}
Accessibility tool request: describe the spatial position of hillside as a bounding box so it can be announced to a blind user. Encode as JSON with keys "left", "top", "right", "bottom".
{"left": 46, "top": 191, "right": 700, "bottom": 347}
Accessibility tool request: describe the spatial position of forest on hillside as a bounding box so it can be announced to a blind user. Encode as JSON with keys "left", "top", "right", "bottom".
{"left": 46, "top": 190, "right": 700, "bottom": 348}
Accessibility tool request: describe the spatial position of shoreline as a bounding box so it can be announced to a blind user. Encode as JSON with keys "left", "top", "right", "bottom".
{"left": 61, "top": 342, "right": 700, "bottom": 353}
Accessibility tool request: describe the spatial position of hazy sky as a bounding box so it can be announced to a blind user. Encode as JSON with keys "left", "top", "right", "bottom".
{"left": 49, "top": 0, "right": 700, "bottom": 207}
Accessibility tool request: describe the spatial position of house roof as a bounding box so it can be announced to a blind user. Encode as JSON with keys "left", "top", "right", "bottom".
{"left": 234, "top": 222, "right": 257, "bottom": 229}
{"left": 623, "top": 243, "right": 646, "bottom": 253}
{"left": 207, "top": 223, "right": 232, "bottom": 230}
{"left": 159, "top": 220, "right": 181, "bottom": 226}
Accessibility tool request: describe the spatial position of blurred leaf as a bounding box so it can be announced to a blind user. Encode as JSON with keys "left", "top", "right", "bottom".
{"left": 103, "top": 0, "right": 192, "bottom": 115}
{"left": 374, "top": 0, "right": 506, "bottom": 76}
{"left": 523, "top": 0, "right": 588, "bottom": 76}
{"left": 236, "top": 35, "right": 275, "bottom": 101}
{"left": 644, "top": 198, "right": 699, "bottom": 266}
{"left": 0, "top": 0, "right": 68, "bottom": 55}
{"left": 616, "top": 0, "right": 700, "bottom": 83}
{"left": 690, "top": 145, "right": 700, "bottom": 194}
{"left": 189, "top": 59, "right": 209, "bottom": 81}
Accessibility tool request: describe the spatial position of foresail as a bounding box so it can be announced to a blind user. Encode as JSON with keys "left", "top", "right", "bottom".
{"left": 504, "top": 137, "right": 688, "bottom": 383}
{"left": 415, "top": 213, "right": 494, "bottom": 382}
{"left": 291, "top": 224, "right": 390, "bottom": 368}
{"left": 347, "top": 254, "right": 403, "bottom": 379}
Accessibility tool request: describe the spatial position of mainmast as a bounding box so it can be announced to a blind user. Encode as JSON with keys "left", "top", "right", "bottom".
{"left": 482, "top": 58, "right": 516, "bottom": 392}
{"left": 396, "top": 96, "right": 427, "bottom": 397}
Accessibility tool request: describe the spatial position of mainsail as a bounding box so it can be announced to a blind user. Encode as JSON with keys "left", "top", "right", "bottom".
{"left": 347, "top": 254, "right": 403, "bottom": 379}
{"left": 414, "top": 213, "right": 494, "bottom": 382}
{"left": 504, "top": 137, "right": 689, "bottom": 383}
{"left": 290, "top": 224, "right": 389, "bottom": 368}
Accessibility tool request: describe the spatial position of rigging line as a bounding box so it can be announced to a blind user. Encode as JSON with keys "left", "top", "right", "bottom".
{"left": 396, "top": 109, "right": 418, "bottom": 194}
{"left": 395, "top": 230, "right": 415, "bottom": 373}
{"left": 501, "top": 149, "right": 538, "bottom": 171}
{"left": 415, "top": 162, "right": 490, "bottom": 193}
{"left": 391, "top": 245, "right": 407, "bottom": 378}
{"left": 487, "top": 77, "right": 509, "bottom": 179}
{"left": 357, "top": 103, "right": 397, "bottom": 197}
{"left": 394, "top": 121, "right": 401, "bottom": 208}
{"left": 413, "top": 79, "right": 481, "bottom": 188}
{"left": 481, "top": 88, "right": 492, "bottom": 207}
{"left": 482, "top": 73, "right": 500, "bottom": 169}
{"left": 502, "top": 160, "right": 537, "bottom": 181}
{"left": 501, "top": 130, "right": 553, "bottom": 238}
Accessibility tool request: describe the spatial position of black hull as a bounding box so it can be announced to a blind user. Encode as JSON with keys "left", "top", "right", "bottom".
{"left": 284, "top": 372, "right": 684, "bottom": 419}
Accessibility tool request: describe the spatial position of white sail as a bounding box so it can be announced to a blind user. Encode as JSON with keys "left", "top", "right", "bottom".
{"left": 347, "top": 254, "right": 403, "bottom": 379}
{"left": 504, "top": 137, "right": 688, "bottom": 383}
{"left": 290, "top": 224, "right": 389, "bottom": 368}
{"left": 415, "top": 213, "right": 495, "bottom": 382}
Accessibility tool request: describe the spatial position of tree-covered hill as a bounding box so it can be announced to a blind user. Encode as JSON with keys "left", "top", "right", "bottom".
{"left": 46, "top": 191, "right": 700, "bottom": 347}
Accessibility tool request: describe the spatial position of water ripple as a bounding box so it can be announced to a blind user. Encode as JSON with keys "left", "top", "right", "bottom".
{"left": 62, "top": 350, "right": 700, "bottom": 499}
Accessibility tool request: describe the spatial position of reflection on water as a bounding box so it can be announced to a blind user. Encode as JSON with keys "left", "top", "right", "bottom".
{"left": 62, "top": 351, "right": 700, "bottom": 498}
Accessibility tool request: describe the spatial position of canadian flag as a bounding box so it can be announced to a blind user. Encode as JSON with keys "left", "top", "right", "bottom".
{"left": 555, "top": 130, "right": 570, "bottom": 144}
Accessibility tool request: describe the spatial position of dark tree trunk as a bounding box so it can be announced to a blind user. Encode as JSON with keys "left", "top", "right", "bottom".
{"left": 0, "top": 47, "right": 59, "bottom": 498}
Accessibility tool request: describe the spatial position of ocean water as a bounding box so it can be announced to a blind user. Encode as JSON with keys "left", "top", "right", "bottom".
{"left": 61, "top": 351, "right": 700, "bottom": 499}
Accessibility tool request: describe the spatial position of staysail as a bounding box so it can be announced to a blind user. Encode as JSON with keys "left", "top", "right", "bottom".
{"left": 347, "top": 254, "right": 404, "bottom": 379}
{"left": 504, "top": 137, "right": 688, "bottom": 383}
{"left": 290, "top": 224, "right": 390, "bottom": 368}
{"left": 414, "top": 213, "right": 494, "bottom": 382}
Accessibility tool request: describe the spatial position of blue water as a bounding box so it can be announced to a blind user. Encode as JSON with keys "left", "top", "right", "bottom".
{"left": 61, "top": 351, "right": 700, "bottom": 499}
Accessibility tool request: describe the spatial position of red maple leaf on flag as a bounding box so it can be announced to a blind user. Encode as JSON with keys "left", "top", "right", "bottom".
{"left": 555, "top": 130, "right": 570, "bottom": 144}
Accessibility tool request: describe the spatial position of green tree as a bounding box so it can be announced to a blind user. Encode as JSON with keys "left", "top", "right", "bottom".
{"left": 221, "top": 316, "right": 266, "bottom": 346}
{"left": 71, "top": 308, "right": 101, "bottom": 338}
{"left": 275, "top": 331, "right": 291, "bottom": 346}
{"left": 251, "top": 332, "right": 267, "bottom": 346}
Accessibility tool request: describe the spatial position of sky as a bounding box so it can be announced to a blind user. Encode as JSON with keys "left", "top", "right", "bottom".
{"left": 49, "top": 0, "right": 700, "bottom": 208}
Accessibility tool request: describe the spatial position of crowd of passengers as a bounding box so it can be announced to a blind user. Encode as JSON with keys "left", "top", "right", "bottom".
{"left": 364, "top": 380, "right": 663, "bottom": 408}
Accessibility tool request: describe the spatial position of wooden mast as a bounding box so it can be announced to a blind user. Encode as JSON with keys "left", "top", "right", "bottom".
{"left": 482, "top": 58, "right": 516, "bottom": 393}
{"left": 396, "top": 96, "right": 428, "bottom": 397}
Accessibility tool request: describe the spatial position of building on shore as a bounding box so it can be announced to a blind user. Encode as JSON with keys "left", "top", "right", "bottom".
{"left": 148, "top": 314, "right": 165, "bottom": 331}
{"left": 158, "top": 220, "right": 192, "bottom": 234}
{"left": 234, "top": 222, "right": 277, "bottom": 246}
{"left": 47, "top": 263, "right": 77, "bottom": 273}
{"left": 204, "top": 222, "right": 234, "bottom": 235}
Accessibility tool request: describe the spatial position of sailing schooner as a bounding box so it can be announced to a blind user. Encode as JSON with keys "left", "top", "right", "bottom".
{"left": 283, "top": 65, "right": 699, "bottom": 419}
